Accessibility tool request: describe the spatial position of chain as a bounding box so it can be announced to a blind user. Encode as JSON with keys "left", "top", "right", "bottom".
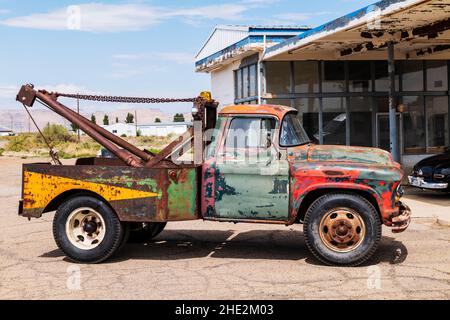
{"left": 22, "top": 103, "right": 62, "bottom": 165}
{"left": 55, "top": 92, "right": 205, "bottom": 105}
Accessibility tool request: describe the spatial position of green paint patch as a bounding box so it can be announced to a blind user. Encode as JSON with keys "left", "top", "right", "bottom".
{"left": 167, "top": 169, "right": 197, "bottom": 218}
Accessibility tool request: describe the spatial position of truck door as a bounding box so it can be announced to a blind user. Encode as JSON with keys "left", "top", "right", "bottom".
{"left": 210, "top": 116, "right": 290, "bottom": 222}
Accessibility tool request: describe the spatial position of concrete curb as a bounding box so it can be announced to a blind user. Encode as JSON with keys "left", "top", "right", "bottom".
{"left": 412, "top": 216, "right": 450, "bottom": 227}
{"left": 436, "top": 217, "right": 450, "bottom": 227}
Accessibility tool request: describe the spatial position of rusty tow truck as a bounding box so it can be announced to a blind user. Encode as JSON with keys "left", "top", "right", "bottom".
{"left": 16, "top": 84, "right": 411, "bottom": 266}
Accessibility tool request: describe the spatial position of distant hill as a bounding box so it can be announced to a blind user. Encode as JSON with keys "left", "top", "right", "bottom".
{"left": 0, "top": 107, "right": 192, "bottom": 133}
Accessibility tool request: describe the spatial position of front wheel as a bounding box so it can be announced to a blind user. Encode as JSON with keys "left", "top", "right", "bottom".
{"left": 303, "top": 192, "right": 381, "bottom": 266}
{"left": 53, "top": 195, "right": 125, "bottom": 263}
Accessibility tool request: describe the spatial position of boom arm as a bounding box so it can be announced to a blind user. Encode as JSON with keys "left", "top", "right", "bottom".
{"left": 16, "top": 84, "right": 217, "bottom": 168}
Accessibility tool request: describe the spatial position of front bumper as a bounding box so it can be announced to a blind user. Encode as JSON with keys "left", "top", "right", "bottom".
{"left": 408, "top": 175, "right": 448, "bottom": 190}
{"left": 391, "top": 201, "right": 411, "bottom": 233}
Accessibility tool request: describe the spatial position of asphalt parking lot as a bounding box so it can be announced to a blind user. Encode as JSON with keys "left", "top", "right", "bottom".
{"left": 1, "top": 157, "right": 450, "bottom": 299}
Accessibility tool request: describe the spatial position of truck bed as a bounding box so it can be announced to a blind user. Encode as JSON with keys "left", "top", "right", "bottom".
{"left": 19, "top": 159, "right": 199, "bottom": 222}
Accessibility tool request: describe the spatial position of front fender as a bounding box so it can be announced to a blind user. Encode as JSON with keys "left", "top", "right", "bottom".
{"left": 289, "top": 163, "right": 402, "bottom": 225}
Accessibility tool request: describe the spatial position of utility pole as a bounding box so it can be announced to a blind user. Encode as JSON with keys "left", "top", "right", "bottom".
{"left": 77, "top": 96, "right": 80, "bottom": 142}
{"left": 135, "top": 110, "right": 138, "bottom": 136}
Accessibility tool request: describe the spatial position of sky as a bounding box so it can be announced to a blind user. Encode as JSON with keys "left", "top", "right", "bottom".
{"left": 0, "top": 0, "right": 375, "bottom": 113}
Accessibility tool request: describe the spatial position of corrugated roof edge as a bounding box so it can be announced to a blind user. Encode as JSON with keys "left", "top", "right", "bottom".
{"left": 264, "top": 0, "right": 425, "bottom": 57}
{"left": 195, "top": 25, "right": 311, "bottom": 61}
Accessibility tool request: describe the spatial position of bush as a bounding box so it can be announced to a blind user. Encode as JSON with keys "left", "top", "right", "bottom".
{"left": 40, "top": 124, "right": 75, "bottom": 144}
{"left": 5, "top": 133, "right": 37, "bottom": 152}
{"left": 0, "top": 148, "right": 4, "bottom": 156}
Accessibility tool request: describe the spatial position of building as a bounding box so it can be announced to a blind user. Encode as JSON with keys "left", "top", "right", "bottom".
{"left": 0, "top": 125, "right": 14, "bottom": 136}
{"left": 100, "top": 123, "right": 135, "bottom": 137}
{"left": 101, "top": 122, "right": 191, "bottom": 137}
{"left": 138, "top": 122, "right": 190, "bottom": 137}
{"left": 195, "top": 0, "right": 450, "bottom": 167}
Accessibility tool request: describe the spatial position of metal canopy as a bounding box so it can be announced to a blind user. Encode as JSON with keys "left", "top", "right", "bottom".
{"left": 264, "top": 0, "right": 450, "bottom": 61}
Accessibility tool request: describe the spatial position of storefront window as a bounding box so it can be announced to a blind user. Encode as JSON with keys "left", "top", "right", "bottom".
{"left": 349, "top": 61, "right": 371, "bottom": 92}
{"left": 249, "top": 64, "right": 257, "bottom": 97}
{"left": 235, "top": 69, "right": 242, "bottom": 99}
{"left": 322, "top": 61, "right": 345, "bottom": 93}
{"left": 374, "top": 61, "right": 399, "bottom": 91}
{"left": 265, "top": 62, "right": 291, "bottom": 94}
{"left": 322, "top": 98, "right": 347, "bottom": 145}
{"left": 403, "top": 96, "right": 425, "bottom": 154}
{"left": 348, "top": 97, "right": 373, "bottom": 147}
{"left": 294, "top": 61, "right": 319, "bottom": 93}
{"left": 234, "top": 64, "right": 258, "bottom": 101}
{"left": 402, "top": 61, "right": 424, "bottom": 91}
{"left": 294, "top": 98, "right": 319, "bottom": 142}
{"left": 426, "top": 96, "right": 449, "bottom": 152}
{"left": 426, "top": 61, "right": 448, "bottom": 91}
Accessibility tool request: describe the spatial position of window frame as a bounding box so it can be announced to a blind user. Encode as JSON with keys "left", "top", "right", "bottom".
{"left": 234, "top": 63, "right": 259, "bottom": 103}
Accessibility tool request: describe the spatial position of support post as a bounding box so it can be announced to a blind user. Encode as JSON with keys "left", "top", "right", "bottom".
{"left": 387, "top": 42, "right": 399, "bottom": 162}
{"left": 77, "top": 96, "right": 80, "bottom": 142}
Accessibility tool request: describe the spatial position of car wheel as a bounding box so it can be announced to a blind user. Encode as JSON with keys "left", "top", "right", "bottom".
{"left": 53, "top": 195, "right": 124, "bottom": 263}
{"left": 303, "top": 192, "right": 381, "bottom": 266}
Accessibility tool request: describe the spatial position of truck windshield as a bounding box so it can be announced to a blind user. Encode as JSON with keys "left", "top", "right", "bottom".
{"left": 280, "top": 113, "right": 310, "bottom": 147}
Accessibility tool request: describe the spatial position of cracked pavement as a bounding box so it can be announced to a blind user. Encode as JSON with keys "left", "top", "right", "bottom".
{"left": 1, "top": 157, "right": 450, "bottom": 299}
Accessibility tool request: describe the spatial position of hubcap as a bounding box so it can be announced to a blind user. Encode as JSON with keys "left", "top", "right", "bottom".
{"left": 65, "top": 207, "right": 106, "bottom": 250}
{"left": 319, "top": 208, "right": 366, "bottom": 253}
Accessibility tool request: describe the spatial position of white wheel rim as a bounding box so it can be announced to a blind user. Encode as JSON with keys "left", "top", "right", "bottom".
{"left": 65, "top": 207, "right": 106, "bottom": 250}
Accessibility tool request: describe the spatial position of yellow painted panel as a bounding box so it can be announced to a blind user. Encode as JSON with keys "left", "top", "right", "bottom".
{"left": 23, "top": 171, "right": 159, "bottom": 209}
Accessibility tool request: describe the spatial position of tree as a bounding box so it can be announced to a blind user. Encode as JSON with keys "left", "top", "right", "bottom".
{"left": 70, "top": 123, "right": 79, "bottom": 132}
{"left": 155, "top": 117, "right": 161, "bottom": 123}
{"left": 103, "top": 114, "right": 109, "bottom": 125}
{"left": 125, "top": 112, "right": 134, "bottom": 124}
{"left": 115, "top": 116, "right": 119, "bottom": 123}
{"left": 91, "top": 114, "right": 96, "bottom": 124}
{"left": 173, "top": 113, "right": 185, "bottom": 122}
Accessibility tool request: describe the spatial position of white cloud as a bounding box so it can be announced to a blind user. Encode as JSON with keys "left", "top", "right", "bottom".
{"left": 0, "top": 1, "right": 274, "bottom": 33}
{"left": 1, "top": 4, "right": 164, "bottom": 32}
{"left": 0, "top": 85, "right": 18, "bottom": 98}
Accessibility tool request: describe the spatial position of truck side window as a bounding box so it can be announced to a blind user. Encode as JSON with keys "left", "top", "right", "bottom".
{"left": 224, "top": 117, "right": 276, "bottom": 153}
{"left": 280, "top": 113, "right": 311, "bottom": 147}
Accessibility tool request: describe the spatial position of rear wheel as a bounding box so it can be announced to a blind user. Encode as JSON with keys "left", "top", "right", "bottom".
{"left": 53, "top": 195, "right": 124, "bottom": 263}
{"left": 127, "top": 222, "right": 167, "bottom": 243}
{"left": 303, "top": 192, "right": 381, "bottom": 266}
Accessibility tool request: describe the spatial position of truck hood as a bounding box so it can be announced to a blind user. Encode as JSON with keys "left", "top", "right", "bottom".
{"left": 288, "top": 144, "right": 395, "bottom": 166}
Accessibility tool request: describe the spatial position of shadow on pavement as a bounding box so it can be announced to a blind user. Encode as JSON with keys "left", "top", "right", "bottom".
{"left": 40, "top": 229, "right": 409, "bottom": 266}
{"left": 86, "top": 229, "right": 408, "bottom": 266}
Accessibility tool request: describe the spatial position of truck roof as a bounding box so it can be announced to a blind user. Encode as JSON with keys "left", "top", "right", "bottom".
{"left": 219, "top": 104, "right": 296, "bottom": 119}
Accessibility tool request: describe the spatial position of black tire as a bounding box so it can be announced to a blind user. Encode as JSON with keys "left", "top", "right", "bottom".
{"left": 116, "top": 222, "right": 131, "bottom": 253}
{"left": 127, "top": 222, "right": 167, "bottom": 243}
{"left": 303, "top": 192, "right": 382, "bottom": 266}
{"left": 53, "top": 195, "right": 124, "bottom": 264}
